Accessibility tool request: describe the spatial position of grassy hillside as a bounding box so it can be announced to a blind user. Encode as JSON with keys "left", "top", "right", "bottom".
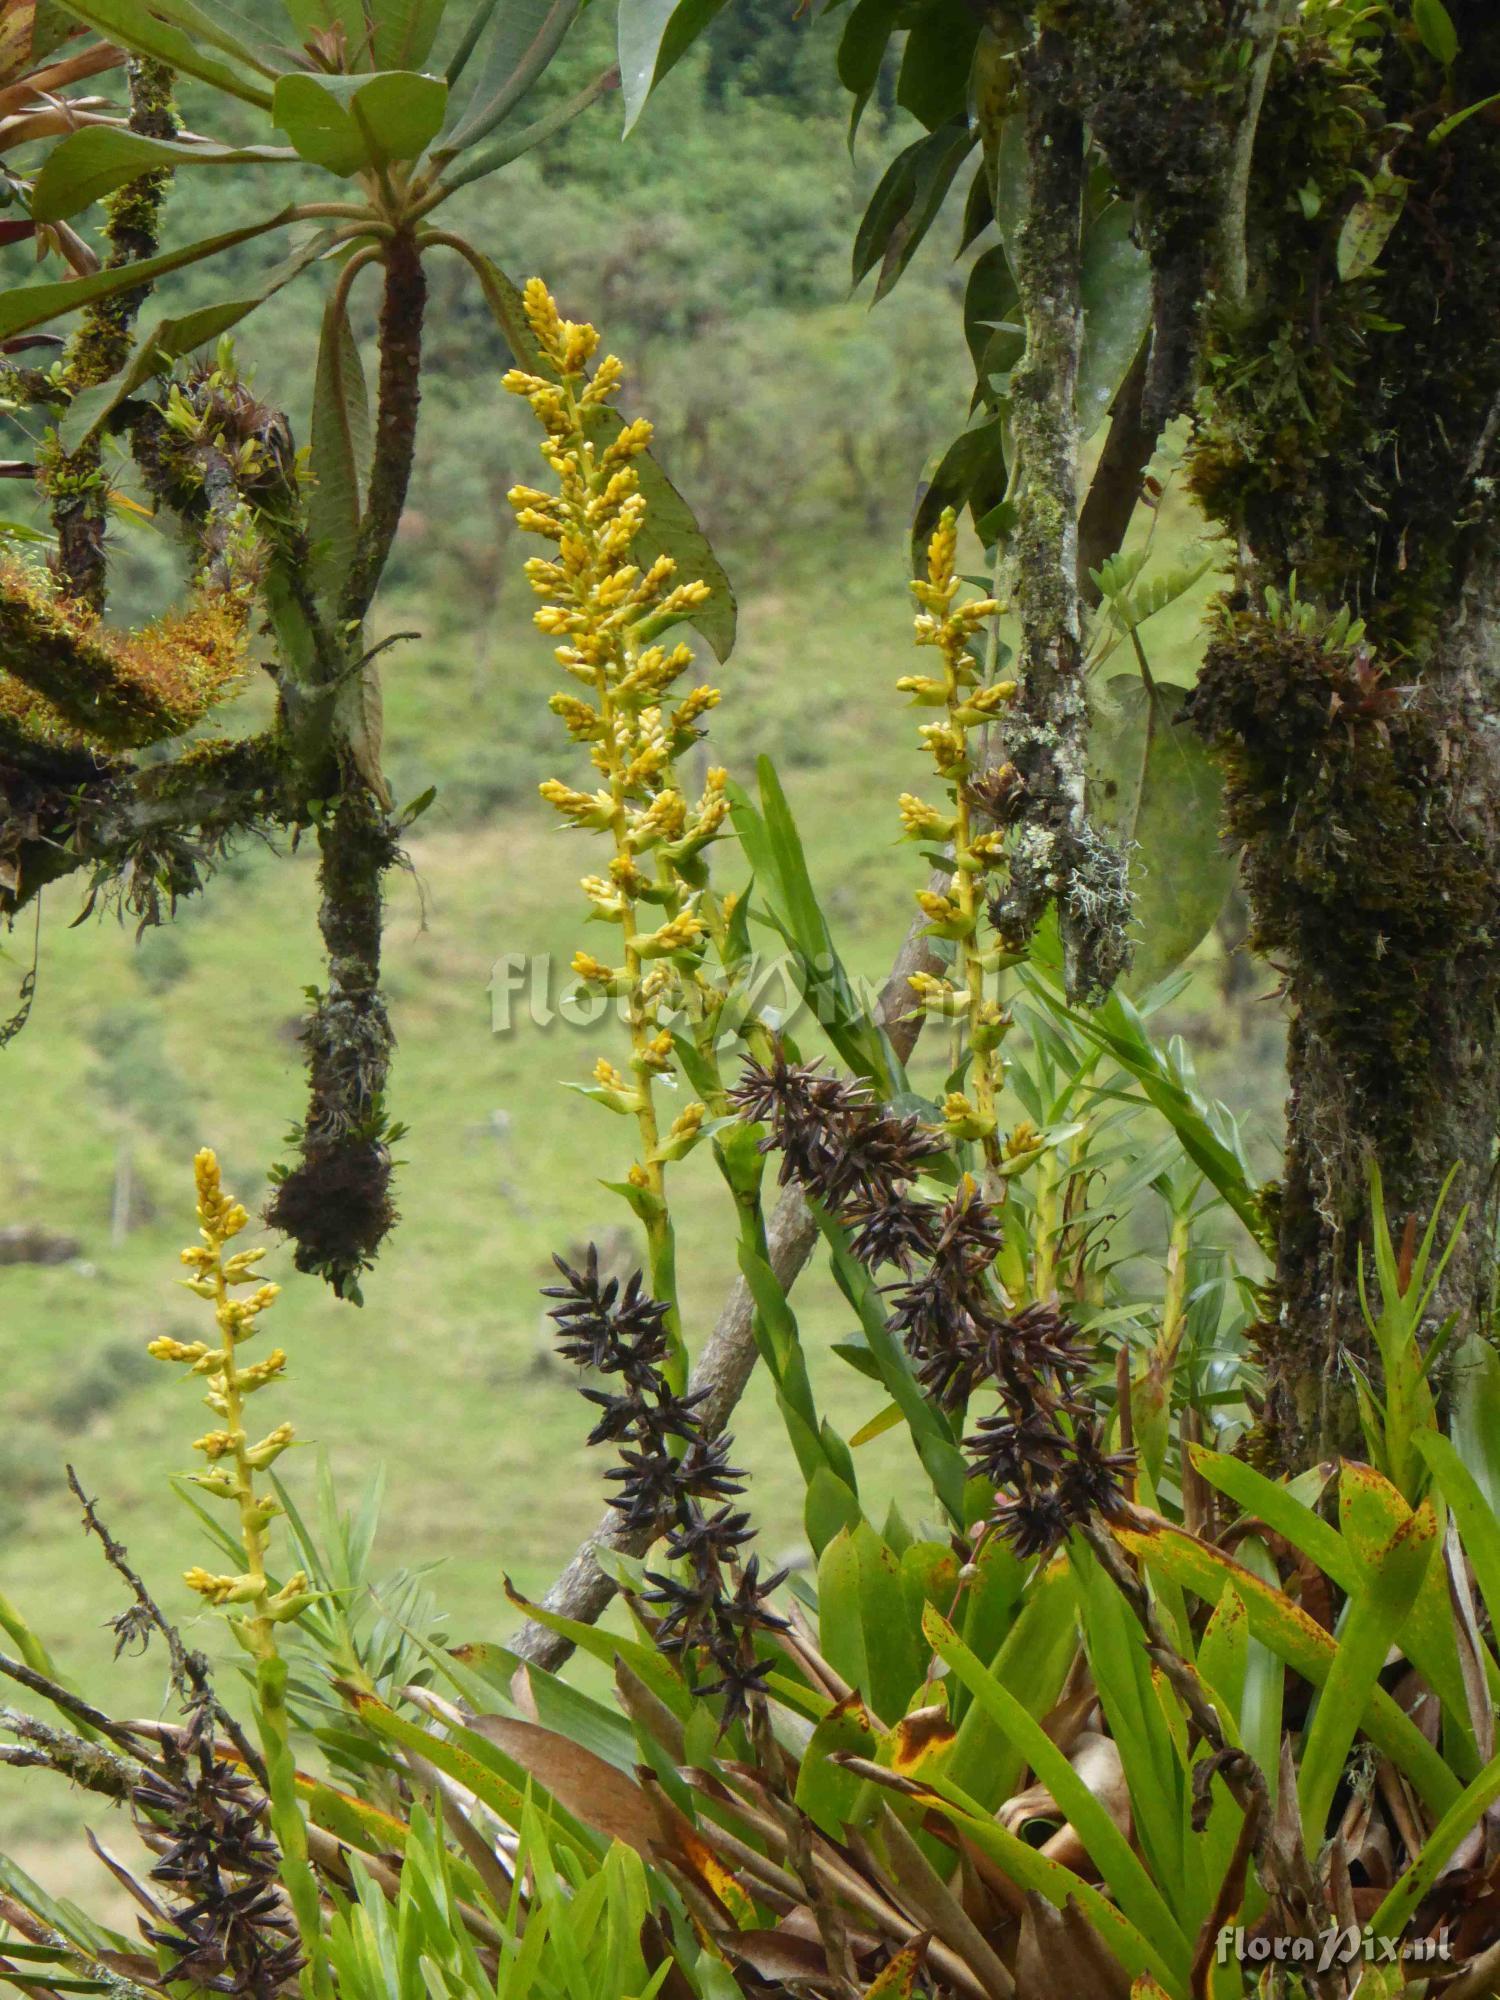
{"left": 0, "top": 5, "right": 1287, "bottom": 1876}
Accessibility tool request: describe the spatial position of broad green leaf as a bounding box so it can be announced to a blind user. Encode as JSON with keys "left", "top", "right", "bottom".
{"left": 441, "top": 0, "right": 578, "bottom": 150}
{"left": 805, "top": 1461, "right": 861, "bottom": 1556}
{"left": 1078, "top": 200, "right": 1151, "bottom": 436}
{"left": 1415, "top": 1430, "right": 1500, "bottom": 1636}
{"left": 837, "top": 0, "right": 900, "bottom": 143}
{"left": 1195, "top": 1585, "right": 1247, "bottom": 1739}
{"left": 1412, "top": 0, "right": 1458, "bottom": 64}
{"left": 925, "top": 1603, "right": 1190, "bottom": 1975}
{"left": 307, "top": 284, "right": 371, "bottom": 609}
{"left": 895, "top": 0, "right": 977, "bottom": 131}
{"left": 852, "top": 1522, "right": 930, "bottom": 1722}
{"left": 1336, "top": 162, "right": 1407, "bottom": 282}
{"left": 273, "top": 70, "right": 447, "bottom": 174}
{"left": 0, "top": 209, "right": 297, "bottom": 342}
{"left": 910, "top": 407, "right": 1006, "bottom": 567}
{"left": 817, "top": 1527, "right": 871, "bottom": 1705}
{"left": 796, "top": 1691, "right": 880, "bottom": 1838}
{"left": 54, "top": 0, "right": 274, "bottom": 104}
{"left": 962, "top": 240, "right": 1019, "bottom": 382}
{"left": 1450, "top": 1334, "right": 1500, "bottom": 1514}
{"left": 854, "top": 124, "right": 975, "bottom": 300}
{"left": 1074, "top": 1543, "right": 1196, "bottom": 1916}
{"left": 617, "top": 0, "right": 725, "bottom": 134}
{"left": 948, "top": 1558, "right": 1075, "bottom": 1810}
{"left": 1189, "top": 1446, "right": 1350, "bottom": 1587}
{"left": 1232, "top": 1538, "right": 1285, "bottom": 1816}
{"left": 1090, "top": 674, "right": 1233, "bottom": 993}
{"left": 31, "top": 128, "right": 295, "bottom": 222}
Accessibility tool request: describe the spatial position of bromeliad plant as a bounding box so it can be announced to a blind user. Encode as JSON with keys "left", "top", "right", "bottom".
{"left": 8, "top": 10, "right": 1500, "bottom": 1998}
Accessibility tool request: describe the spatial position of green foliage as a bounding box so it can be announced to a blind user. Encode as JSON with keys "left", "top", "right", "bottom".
{"left": 6, "top": 3, "right": 1500, "bottom": 1997}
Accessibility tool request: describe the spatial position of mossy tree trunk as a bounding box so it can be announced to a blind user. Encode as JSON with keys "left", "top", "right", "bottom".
{"left": 1187, "top": 3, "right": 1500, "bottom": 1466}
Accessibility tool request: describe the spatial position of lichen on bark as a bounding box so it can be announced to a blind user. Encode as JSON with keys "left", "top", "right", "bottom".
{"left": 991, "top": 39, "right": 1132, "bottom": 1002}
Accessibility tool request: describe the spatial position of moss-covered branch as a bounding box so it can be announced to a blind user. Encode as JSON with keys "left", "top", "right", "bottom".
{"left": 265, "top": 790, "right": 400, "bottom": 1302}
{"left": 47, "top": 58, "right": 179, "bottom": 612}
{"left": 1187, "top": 2, "right": 1500, "bottom": 1463}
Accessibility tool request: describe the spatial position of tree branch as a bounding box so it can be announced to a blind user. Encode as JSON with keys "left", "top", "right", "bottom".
{"left": 992, "top": 50, "right": 1131, "bottom": 1003}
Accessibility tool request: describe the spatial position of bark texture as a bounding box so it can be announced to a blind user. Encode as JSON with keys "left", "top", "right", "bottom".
{"left": 1188, "top": 4, "right": 1500, "bottom": 1463}
{"left": 991, "top": 44, "right": 1132, "bottom": 1002}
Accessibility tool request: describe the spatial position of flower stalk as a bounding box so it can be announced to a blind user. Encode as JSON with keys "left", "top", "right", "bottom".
{"left": 899, "top": 508, "right": 1014, "bottom": 1183}
{"left": 151, "top": 1151, "right": 310, "bottom": 1654}
{"left": 506, "top": 280, "right": 734, "bottom": 1374}
{"left": 148, "top": 1151, "right": 330, "bottom": 1995}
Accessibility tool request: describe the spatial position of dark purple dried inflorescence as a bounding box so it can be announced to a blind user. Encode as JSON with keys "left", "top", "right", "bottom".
{"left": 132, "top": 1697, "right": 302, "bottom": 1998}
{"left": 731, "top": 1050, "right": 1132, "bottom": 1558}
{"left": 546, "top": 1250, "right": 787, "bottom": 1731}
{"left": 729, "top": 1050, "right": 946, "bottom": 1211}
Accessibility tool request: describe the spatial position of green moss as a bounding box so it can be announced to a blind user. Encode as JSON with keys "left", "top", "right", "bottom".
{"left": 265, "top": 791, "right": 403, "bottom": 1301}
{"left": 1035, "top": 0, "right": 1241, "bottom": 417}
{"left": 1188, "top": 9, "right": 1500, "bottom": 652}
{"left": 1190, "top": 601, "right": 1496, "bottom": 1137}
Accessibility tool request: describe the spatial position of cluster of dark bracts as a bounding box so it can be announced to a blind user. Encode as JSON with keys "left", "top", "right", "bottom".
{"left": 545, "top": 1249, "right": 788, "bottom": 1728}
{"left": 132, "top": 1695, "right": 303, "bottom": 1998}
{"left": 729, "top": 1051, "right": 1131, "bottom": 1558}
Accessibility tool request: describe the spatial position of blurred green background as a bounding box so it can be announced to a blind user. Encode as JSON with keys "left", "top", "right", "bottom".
{"left": 0, "top": 0, "right": 1285, "bottom": 1884}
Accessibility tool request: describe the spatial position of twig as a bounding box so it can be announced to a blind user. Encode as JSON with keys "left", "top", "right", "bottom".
{"left": 66, "top": 1466, "right": 267, "bottom": 1788}
{"left": 0, "top": 1651, "right": 140, "bottom": 1749}
{"left": 1218, "top": 0, "right": 1294, "bottom": 309}
{"left": 0, "top": 1707, "right": 143, "bottom": 1799}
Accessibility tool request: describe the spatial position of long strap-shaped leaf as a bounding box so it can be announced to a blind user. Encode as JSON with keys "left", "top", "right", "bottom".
{"left": 1113, "top": 1516, "right": 1461, "bottom": 1815}
{"left": 1298, "top": 1501, "right": 1437, "bottom": 1848}
{"left": 923, "top": 1603, "right": 1192, "bottom": 1983}
{"left": 0, "top": 209, "right": 298, "bottom": 342}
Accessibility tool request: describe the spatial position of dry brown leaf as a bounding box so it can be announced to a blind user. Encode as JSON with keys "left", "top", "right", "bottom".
{"left": 1015, "top": 1893, "right": 1130, "bottom": 2000}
